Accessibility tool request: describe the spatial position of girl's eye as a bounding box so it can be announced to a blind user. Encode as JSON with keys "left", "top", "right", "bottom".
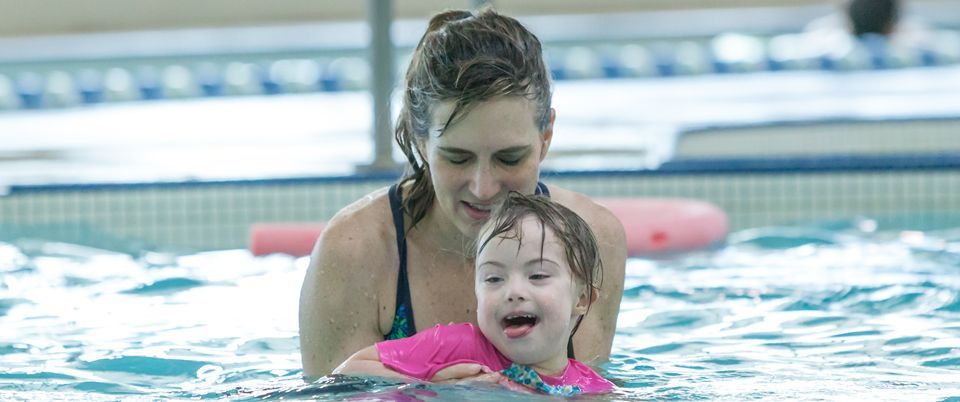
{"left": 447, "top": 156, "right": 469, "bottom": 165}
{"left": 530, "top": 274, "right": 549, "bottom": 280}
{"left": 485, "top": 277, "right": 503, "bottom": 284}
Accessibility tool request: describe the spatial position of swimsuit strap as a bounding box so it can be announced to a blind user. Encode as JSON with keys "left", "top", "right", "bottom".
{"left": 535, "top": 181, "right": 550, "bottom": 197}
{"left": 385, "top": 184, "right": 416, "bottom": 340}
{"left": 501, "top": 363, "right": 582, "bottom": 396}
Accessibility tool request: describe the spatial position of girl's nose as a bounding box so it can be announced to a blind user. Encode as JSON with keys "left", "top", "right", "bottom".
{"left": 506, "top": 281, "right": 528, "bottom": 303}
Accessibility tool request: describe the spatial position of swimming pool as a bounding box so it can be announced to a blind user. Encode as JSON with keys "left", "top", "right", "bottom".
{"left": 2, "top": 216, "right": 958, "bottom": 400}
{"left": 2, "top": 51, "right": 959, "bottom": 401}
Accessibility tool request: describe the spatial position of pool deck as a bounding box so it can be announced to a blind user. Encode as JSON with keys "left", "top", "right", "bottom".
{"left": 2, "top": 66, "right": 960, "bottom": 188}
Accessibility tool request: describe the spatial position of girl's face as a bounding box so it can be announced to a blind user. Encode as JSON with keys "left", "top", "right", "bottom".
{"left": 419, "top": 97, "right": 553, "bottom": 239}
{"left": 475, "top": 217, "right": 589, "bottom": 373}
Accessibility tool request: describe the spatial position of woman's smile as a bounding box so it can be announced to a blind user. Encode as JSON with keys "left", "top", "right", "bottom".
{"left": 461, "top": 200, "right": 494, "bottom": 221}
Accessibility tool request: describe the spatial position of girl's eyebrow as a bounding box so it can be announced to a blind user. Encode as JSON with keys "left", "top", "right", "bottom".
{"left": 479, "top": 258, "right": 560, "bottom": 269}
{"left": 524, "top": 257, "right": 561, "bottom": 268}
{"left": 478, "top": 260, "right": 506, "bottom": 269}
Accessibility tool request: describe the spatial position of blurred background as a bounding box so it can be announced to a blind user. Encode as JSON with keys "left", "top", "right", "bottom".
{"left": 1, "top": 0, "right": 959, "bottom": 179}
{"left": 1, "top": 0, "right": 959, "bottom": 249}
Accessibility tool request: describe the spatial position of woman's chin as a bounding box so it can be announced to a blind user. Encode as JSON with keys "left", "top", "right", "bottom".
{"left": 459, "top": 226, "right": 484, "bottom": 245}
{"left": 455, "top": 215, "right": 487, "bottom": 238}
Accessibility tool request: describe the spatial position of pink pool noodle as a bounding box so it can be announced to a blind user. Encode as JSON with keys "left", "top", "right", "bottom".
{"left": 249, "top": 198, "right": 727, "bottom": 257}
{"left": 597, "top": 198, "right": 728, "bottom": 255}
{"left": 249, "top": 222, "right": 325, "bottom": 257}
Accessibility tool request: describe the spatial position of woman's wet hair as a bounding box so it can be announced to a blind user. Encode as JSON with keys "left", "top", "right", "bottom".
{"left": 395, "top": 8, "right": 553, "bottom": 229}
{"left": 475, "top": 192, "right": 602, "bottom": 336}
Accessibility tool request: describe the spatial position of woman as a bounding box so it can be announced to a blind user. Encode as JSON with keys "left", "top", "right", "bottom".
{"left": 299, "top": 8, "right": 626, "bottom": 380}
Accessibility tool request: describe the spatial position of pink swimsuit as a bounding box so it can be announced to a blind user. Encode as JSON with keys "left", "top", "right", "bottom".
{"left": 376, "top": 323, "right": 614, "bottom": 394}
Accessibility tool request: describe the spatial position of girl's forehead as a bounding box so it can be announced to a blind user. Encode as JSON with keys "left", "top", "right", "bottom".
{"left": 480, "top": 217, "right": 562, "bottom": 254}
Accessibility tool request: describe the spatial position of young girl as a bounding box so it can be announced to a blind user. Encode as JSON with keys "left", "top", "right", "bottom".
{"left": 333, "top": 192, "right": 614, "bottom": 395}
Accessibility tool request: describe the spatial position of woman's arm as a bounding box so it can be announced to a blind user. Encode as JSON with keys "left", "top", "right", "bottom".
{"left": 554, "top": 189, "right": 628, "bottom": 364}
{"left": 574, "top": 206, "right": 626, "bottom": 363}
{"left": 299, "top": 210, "right": 389, "bottom": 380}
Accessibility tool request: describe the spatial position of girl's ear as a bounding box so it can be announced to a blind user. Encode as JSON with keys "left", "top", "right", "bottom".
{"left": 574, "top": 286, "right": 598, "bottom": 315}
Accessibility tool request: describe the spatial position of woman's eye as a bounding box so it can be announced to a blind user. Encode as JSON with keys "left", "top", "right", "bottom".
{"left": 485, "top": 277, "right": 503, "bottom": 284}
{"left": 447, "top": 156, "right": 469, "bottom": 165}
{"left": 498, "top": 156, "right": 523, "bottom": 166}
{"left": 530, "top": 274, "right": 549, "bottom": 280}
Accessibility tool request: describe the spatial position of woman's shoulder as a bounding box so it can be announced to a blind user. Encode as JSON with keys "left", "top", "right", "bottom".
{"left": 545, "top": 185, "right": 625, "bottom": 242}
{"left": 314, "top": 186, "right": 397, "bottom": 264}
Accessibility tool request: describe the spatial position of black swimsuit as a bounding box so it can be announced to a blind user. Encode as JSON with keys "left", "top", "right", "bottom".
{"left": 384, "top": 182, "right": 551, "bottom": 340}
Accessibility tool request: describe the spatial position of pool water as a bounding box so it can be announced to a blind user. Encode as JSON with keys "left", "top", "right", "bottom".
{"left": 1, "top": 218, "right": 959, "bottom": 401}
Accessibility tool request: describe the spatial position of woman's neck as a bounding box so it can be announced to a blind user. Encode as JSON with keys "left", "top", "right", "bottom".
{"left": 398, "top": 180, "right": 473, "bottom": 255}
{"left": 416, "top": 202, "right": 474, "bottom": 256}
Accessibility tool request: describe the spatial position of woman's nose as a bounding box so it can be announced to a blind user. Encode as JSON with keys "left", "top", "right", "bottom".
{"left": 469, "top": 163, "right": 501, "bottom": 201}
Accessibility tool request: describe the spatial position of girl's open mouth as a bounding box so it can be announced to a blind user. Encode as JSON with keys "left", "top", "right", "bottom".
{"left": 502, "top": 313, "right": 539, "bottom": 338}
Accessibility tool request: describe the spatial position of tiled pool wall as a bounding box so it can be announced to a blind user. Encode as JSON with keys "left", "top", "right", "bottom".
{"left": 2, "top": 159, "right": 958, "bottom": 252}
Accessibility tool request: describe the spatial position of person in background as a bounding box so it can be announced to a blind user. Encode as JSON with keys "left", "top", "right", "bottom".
{"left": 847, "top": 0, "right": 899, "bottom": 37}
{"left": 298, "top": 7, "right": 627, "bottom": 381}
{"left": 805, "top": 0, "right": 933, "bottom": 49}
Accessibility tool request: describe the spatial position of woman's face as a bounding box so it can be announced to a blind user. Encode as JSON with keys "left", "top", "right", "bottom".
{"left": 420, "top": 96, "right": 553, "bottom": 239}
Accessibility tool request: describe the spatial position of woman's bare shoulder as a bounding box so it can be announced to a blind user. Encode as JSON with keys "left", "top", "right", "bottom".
{"left": 546, "top": 185, "right": 626, "bottom": 242}
{"left": 313, "top": 187, "right": 396, "bottom": 269}
{"left": 300, "top": 187, "right": 398, "bottom": 375}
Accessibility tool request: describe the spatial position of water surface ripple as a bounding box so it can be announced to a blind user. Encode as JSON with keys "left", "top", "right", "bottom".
{"left": 1, "top": 222, "right": 959, "bottom": 400}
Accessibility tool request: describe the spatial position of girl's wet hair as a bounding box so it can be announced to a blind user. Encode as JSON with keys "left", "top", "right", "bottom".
{"left": 395, "top": 8, "right": 553, "bottom": 229}
{"left": 475, "top": 192, "right": 603, "bottom": 337}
